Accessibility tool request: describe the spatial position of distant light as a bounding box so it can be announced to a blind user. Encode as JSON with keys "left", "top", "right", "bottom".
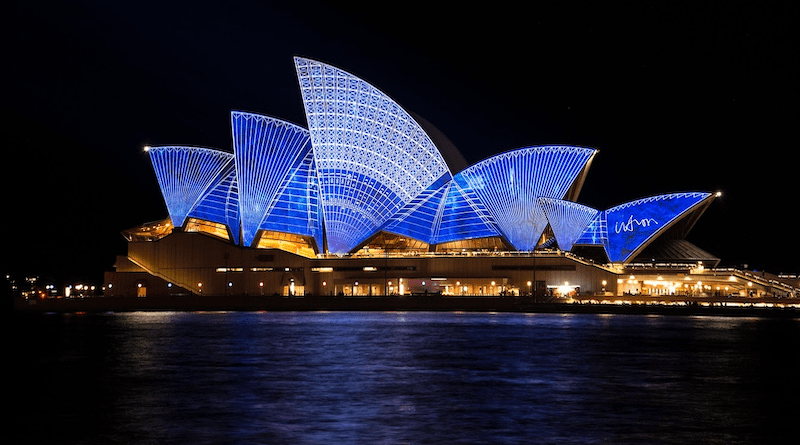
{"left": 144, "top": 145, "right": 151, "bottom": 152}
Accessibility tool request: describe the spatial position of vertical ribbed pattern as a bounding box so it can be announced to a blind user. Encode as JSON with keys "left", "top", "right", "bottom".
{"left": 231, "top": 111, "right": 313, "bottom": 247}
{"left": 458, "top": 146, "right": 596, "bottom": 250}
{"left": 188, "top": 162, "right": 240, "bottom": 244}
{"left": 539, "top": 198, "right": 599, "bottom": 252}
{"left": 148, "top": 146, "right": 234, "bottom": 228}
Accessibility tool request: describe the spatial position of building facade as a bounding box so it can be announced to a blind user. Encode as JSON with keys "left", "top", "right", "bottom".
{"left": 104, "top": 57, "right": 795, "bottom": 300}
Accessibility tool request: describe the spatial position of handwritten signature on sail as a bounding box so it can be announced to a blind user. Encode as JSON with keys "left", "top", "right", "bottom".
{"left": 614, "top": 215, "right": 659, "bottom": 234}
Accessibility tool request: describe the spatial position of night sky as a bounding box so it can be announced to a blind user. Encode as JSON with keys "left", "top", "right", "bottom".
{"left": 6, "top": 1, "right": 798, "bottom": 285}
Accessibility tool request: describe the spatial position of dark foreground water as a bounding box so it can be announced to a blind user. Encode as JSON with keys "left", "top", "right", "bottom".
{"left": 10, "top": 311, "right": 800, "bottom": 444}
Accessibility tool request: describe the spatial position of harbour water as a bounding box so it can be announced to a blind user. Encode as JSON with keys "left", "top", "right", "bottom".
{"left": 10, "top": 311, "right": 799, "bottom": 444}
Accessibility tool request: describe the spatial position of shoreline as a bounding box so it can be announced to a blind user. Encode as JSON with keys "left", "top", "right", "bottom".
{"left": 13, "top": 295, "right": 800, "bottom": 318}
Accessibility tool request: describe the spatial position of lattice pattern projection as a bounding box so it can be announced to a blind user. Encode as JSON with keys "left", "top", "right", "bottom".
{"left": 539, "top": 198, "right": 599, "bottom": 252}
{"left": 603, "top": 192, "right": 712, "bottom": 263}
{"left": 575, "top": 212, "right": 609, "bottom": 250}
{"left": 231, "top": 111, "right": 315, "bottom": 247}
{"left": 148, "top": 146, "right": 235, "bottom": 228}
{"left": 457, "top": 146, "right": 596, "bottom": 250}
{"left": 187, "top": 162, "right": 240, "bottom": 245}
{"left": 295, "top": 57, "right": 452, "bottom": 253}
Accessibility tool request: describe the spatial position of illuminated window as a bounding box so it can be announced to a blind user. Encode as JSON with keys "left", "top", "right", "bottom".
{"left": 255, "top": 230, "right": 318, "bottom": 258}
{"left": 184, "top": 218, "right": 231, "bottom": 241}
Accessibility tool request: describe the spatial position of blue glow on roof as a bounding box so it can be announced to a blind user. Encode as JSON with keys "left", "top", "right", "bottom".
{"left": 143, "top": 58, "right": 716, "bottom": 261}
{"left": 295, "top": 57, "right": 452, "bottom": 253}
{"left": 187, "top": 161, "right": 240, "bottom": 245}
{"left": 540, "top": 198, "right": 599, "bottom": 252}
{"left": 380, "top": 173, "right": 451, "bottom": 244}
{"left": 231, "top": 111, "right": 314, "bottom": 247}
{"left": 457, "top": 146, "right": 596, "bottom": 250}
{"left": 256, "top": 145, "right": 323, "bottom": 249}
{"left": 434, "top": 175, "right": 502, "bottom": 244}
{"left": 575, "top": 212, "right": 609, "bottom": 250}
{"left": 148, "top": 146, "right": 234, "bottom": 229}
{"left": 603, "top": 192, "right": 712, "bottom": 263}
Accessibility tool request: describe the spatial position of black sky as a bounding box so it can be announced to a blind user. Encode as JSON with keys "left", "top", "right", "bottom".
{"left": 5, "top": 1, "right": 798, "bottom": 283}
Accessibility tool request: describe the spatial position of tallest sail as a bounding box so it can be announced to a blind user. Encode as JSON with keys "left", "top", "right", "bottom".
{"left": 294, "top": 57, "right": 453, "bottom": 253}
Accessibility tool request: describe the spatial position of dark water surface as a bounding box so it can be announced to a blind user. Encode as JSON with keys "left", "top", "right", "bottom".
{"left": 10, "top": 311, "right": 799, "bottom": 444}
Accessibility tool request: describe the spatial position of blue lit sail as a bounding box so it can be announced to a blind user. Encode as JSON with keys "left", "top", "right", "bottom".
{"left": 142, "top": 57, "right": 716, "bottom": 264}
{"left": 231, "top": 111, "right": 315, "bottom": 247}
{"left": 295, "top": 57, "right": 453, "bottom": 253}
{"left": 434, "top": 175, "right": 502, "bottom": 244}
{"left": 187, "top": 161, "right": 240, "bottom": 245}
{"left": 539, "top": 198, "right": 600, "bottom": 252}
{"left": 457, "top": 146, "right": 596, "bottom": 250}
{"left": 148, "top": 146, "right": 234, "bottom": 229}
{"left": 603, "top": 192, "right": 712, "bottom": 263}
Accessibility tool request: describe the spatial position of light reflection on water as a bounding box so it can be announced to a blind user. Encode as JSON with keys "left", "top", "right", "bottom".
{"left": 11, "top": 311, "right": 800, "bottom": 444}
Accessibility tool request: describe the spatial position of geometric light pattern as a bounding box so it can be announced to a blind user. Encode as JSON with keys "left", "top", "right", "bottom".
{"left": 380, "top": 174, "right": 451, "bottom": 245}
{"left": 231, "top": 111, "right": 314, "bottom": 247}
{"left": 574, "top": 212, "right": 609, "bottom": 250}
{"left": 144, "top": 57, "right": 715, "bottom": 263}
{"left": 434, "top": 176, "right": 502, "bottom": 244}
{"left": 187, "top": 160, "right": 240, "bottom": 245}
{"left": 603, "top": 192, "right": 712, "bottom": 263}
{"left": 295, "top": 57, "right": 452, "bottom": 253}
{"left": 256, "top": 145, "right": 323, "bottom": 250}
{"left": 539, "top": 198, "right": 599, "bottom": 252}
{"left": 147, "top": 146, "right": 235, "bottom": 229}
{"left": 457, "top": 146, "right": 596, "bottom": 250}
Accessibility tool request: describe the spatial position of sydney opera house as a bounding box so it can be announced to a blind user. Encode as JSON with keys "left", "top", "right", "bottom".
{"left": 104, "top": 57, "right": 796, "bottom": 300}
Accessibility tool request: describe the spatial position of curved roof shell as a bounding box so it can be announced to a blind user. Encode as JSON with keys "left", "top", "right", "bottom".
{"left": 231, "top": 111, "right": 321, "bottom": 247}
{"left": 143, "top": 57, "right": 716, "bottom": 263}
{"left": 456, "top": 146, "right": 597, "bottom": 251}
{"left": 294, "top": 57, "right": 454, "bottom": 253}
{"left": 574, "top": 192, "right": 715, "bottom": 263}
{"left": 148, "top": 146, "right": 234, "bottom": 229}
